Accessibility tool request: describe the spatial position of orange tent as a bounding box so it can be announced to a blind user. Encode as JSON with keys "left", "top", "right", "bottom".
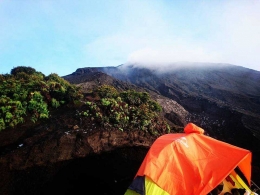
{"left": 125, "top": 123, "right": 252, "bottom": 195}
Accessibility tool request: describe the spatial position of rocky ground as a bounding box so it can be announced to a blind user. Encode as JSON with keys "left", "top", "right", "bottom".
{"left": 0, "top": 106, "right": 159, "bottom": 195}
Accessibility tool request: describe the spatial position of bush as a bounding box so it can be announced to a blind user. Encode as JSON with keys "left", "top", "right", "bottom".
{"left": 0, "top": 66, "right": 83, "bottom": 131}
{"left": 79, "top": 84, "right": 169, "bottom": 135}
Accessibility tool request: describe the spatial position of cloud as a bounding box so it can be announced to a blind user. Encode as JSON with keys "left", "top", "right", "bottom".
{"left": 122, "top": 0, "right": 260, "bottom": 71}
{"left": 126, "top": 45, "right": 221, "bottom": 67}
{"left": 81, "top": 0, "right": 260, "bottom": 71}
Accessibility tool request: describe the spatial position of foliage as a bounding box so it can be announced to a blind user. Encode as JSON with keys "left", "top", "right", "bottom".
{"left": 27, "top": 91, "right": 49, "bottom": 123}
{"left": 0, "top": 66, "right": 83, "bottom": 131}
{"left": 11, "top": 66, "right": 38, "bottom": 76}
{"left": 0, "top": 66, "right": 170, "bottom": 135}
{"left": 93, "top": 84, "right": 119, "bottom": 98}
{"left": 79, "top": 85, "right": 170, "bottom": 135}
{"left": 45, "top": 73, "right": 83, "bottom": 103}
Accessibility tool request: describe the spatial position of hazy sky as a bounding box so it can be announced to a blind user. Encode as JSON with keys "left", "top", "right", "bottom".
{"left": 1, "top": 0, "right": 260, "bottom": 76}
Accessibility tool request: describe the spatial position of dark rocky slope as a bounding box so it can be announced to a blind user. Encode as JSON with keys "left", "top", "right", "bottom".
{"left": 64, "top": 63, "right": 260, "bottom": 163}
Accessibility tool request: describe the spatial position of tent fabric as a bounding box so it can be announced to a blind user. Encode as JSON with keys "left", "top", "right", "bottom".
{"left": 230, "top": 170, "right": 251, "bottom": 191}
{"left": 126, "top": 123, "right": 252, "bottom": 195}
{"left": 145, "top": 176, "right": 170, "bottom": 195}
{"left": 128, "top": 176, "right": 145, "bottom": 195}
{"left": 125, "top": 176, "right": 170, "bottom": 195}
{"left": 125, "top": 189, "right": 141, "bottom": 195}
{"left": 219, "top": 172, "right": 249, "bottom": 194}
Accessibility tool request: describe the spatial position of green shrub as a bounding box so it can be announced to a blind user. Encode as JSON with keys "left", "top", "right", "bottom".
{"left": 27, "top": 91, "right": 49, "bottom": 122}
{"left": 94, "top": 85, "right": 119, "bottom": 98}
{"left": 0, "top": 66, "right": 83, "bottom": 131}
{"left": 0, "top": 118, "right": 5, "bottom": 131}
{"left": 79, "top": 84, "right": 168, "bottom": 135}
{"left": 51, "top": 98, "right": 60, "bottom": 108}
{"left": 11, "top": 66, "right": 37, "bottom": 76}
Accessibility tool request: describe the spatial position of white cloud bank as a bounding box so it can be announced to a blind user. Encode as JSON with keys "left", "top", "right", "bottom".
{"left": 86, "top": 0, "right": 260, "bottom": 71}
{"left": 127, "top": 1, "right": 260, "bottom": 70}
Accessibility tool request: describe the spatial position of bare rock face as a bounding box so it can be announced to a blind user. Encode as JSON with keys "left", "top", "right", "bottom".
{"left": 156, "top": 97, "right": 189, "bottom": 126}
{"left": 0, "top": 110, "right": 156, "bottom": 195}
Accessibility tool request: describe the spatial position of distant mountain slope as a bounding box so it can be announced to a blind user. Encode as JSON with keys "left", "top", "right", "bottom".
{"left": 64, "top": 63, "right": 260, "bottom": 113}
{"left": 63, "top": 67, "right": 149, "bottom": 93}
{"left": 102, "top": 63, "right": 260, "bottom": 115}
{"left": 63, "top": 67, "right": 188, "bottom": 128}
{"left": 63, "top": 63, "right": 260, "bottom": 166}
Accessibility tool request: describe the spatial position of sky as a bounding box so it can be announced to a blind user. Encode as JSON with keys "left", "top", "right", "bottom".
{"left": 1, "top": 0, "right": 260, "bottom": 76}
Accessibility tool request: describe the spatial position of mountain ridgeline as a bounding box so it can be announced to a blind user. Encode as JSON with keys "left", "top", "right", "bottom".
{"left": 63, "top": 63, "right": 260, "bottom": 164}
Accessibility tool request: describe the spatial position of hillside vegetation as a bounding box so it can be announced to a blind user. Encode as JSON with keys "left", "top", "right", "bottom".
{"left": 77, "top": 84, "right": 170, "bottom": 135}
{"left": 0, "top": 66, "right": 170, "bottom": 135}
{"left": 0, "top": 66, "right": 83, "bottom": 131}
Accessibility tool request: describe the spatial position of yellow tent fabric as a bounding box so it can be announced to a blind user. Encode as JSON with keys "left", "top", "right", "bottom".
{"left": 145, "top": 176, "right": 170, "bottom": 195}
{"left": 125, "top": 189, "right": 140, "bottom": 195}
{"left": 125, "top": 123, "right": 252, "bottom": 195}
{"left": 220, "top": 172, "right": 249, "bottom": 194}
